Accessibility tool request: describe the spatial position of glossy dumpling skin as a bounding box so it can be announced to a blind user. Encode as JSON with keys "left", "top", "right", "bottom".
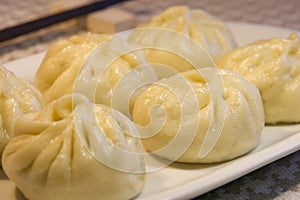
{"left": 129, "top": 6, "right": 237, "bottom": 72}
{"left": 2, "top": 94, "right": 145, "bottom": 200}
{"left": 132, "top": 68, "right": 264, "bottom": 163}
{"left": 0, "top": 66, "right": 44, "bottom": 166}
{"left": 217, "top": 33, "right": 300, "bottom": 124}
{"left": 35, "top": 32, "right": 156, "bottom": 107}
{"left": 35, "top": 33, "right": 107, "bottom": 103}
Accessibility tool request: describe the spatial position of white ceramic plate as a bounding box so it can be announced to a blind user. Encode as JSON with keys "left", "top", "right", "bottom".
{"left": 1, "top": 22, "right": 300, "bottom": 200}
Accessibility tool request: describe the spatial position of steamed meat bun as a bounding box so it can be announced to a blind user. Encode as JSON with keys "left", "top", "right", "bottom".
{"left": 35, "top": 33, "right": 107, "bottom": 103}
{"left": 35, "top": 33, "right": 156, "bottom": 107}
{"left": 2, "top": 94, "right": 145, "bottom": 200}
{"left": 132, "top": 68, "right": 264, "bottom": 163}
{"left": 129, "top": 6, "right": 237, "bottom": 72}
{"left": 0, "top": 66, "right": 44, "bottom": 165}
{"left": 217, "top": 33, "right": 300, "bottom": 124}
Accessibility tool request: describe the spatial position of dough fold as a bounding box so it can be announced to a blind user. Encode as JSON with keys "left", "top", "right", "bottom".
{"left": 2, "top": 94, "right": 145, "bottom": 200}
{"left": 217, "top": 33, "right": 300, "bottom": 123}
{"left": 132, "top": 69, "right": 264, "bottom": 163}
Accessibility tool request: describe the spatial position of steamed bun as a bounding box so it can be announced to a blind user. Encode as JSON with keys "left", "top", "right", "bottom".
{"left": 217, "top": 33, "right": 300, "bottom": 124}
{"left": 132, "top": 68, "right": 264, "bottom": 163}
{"left": 35, "top": 33, "right": 156, "bottom": 107}
{"left": 129, "top": 6, "right": 237, "bottom": 72}
{"left": 35, "top": 33, "right": 107, "bottom": 103}
{"left": 2, "top": 94, "right": 145, "bottom": 200}
{"left": 0, "top": 66, "right": 44, "bottom": 165}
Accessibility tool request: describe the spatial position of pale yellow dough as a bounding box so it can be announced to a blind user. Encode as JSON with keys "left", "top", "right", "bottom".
{"left": 129, "top": 6, "right": 237, "bottom": 72}
{"left": 132, "top": 69, "right": 264, "bottom": 163}
{"left": 35, "top": 33, "right": 106, "bottom": 103}
{"left": 217, "top": 33, "right": 300, "bottom": 124}
{"left": 35, "top": 33, "right": 156, "bottom": 107}
{"left": 0, "top": 66, "right": 44, "bottom": 166}
{"left": 2, "top": 94, "right": 145, "bottom": 200}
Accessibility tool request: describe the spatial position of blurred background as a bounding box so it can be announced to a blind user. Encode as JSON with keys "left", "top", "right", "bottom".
{"left": 0, "top": 0, "right": 299, "bottom": 63}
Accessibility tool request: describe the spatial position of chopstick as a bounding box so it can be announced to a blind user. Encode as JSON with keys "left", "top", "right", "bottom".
{"left": 0, "top": 0, "right": 131, "bottom": 43}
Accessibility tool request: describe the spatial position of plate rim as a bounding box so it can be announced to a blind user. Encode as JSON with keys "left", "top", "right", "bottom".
{"left": 140, "top": 133, "right": 300, "bottom": 200}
